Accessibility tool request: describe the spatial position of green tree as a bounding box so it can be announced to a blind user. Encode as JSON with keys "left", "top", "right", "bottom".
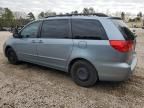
{"left": 59, "top": 12, "right": 63, "bottom": 16}
{"left": 137, "top": 12, "right": 142, "bottom": 21}
{"left": 2, "top": 8, "right": 14, "bottom": 19}
{"left": 38, "top": 12, "right": 45, "bottom": 19}
{"left": 82, "top": 7, "right": 95, "bottom": 15}
{"left": 0, "top": 17, "right": 3, "bottom": 30}
{"left": 83, "top": 8, "right": 89, "bottom": 15}
{"left": 44, "top": 10, "right": 56, "bottom": 17}
{"left": 136, "top": 17, "right": 141, "bottom": 21}
{"left": 27, "top": 12, "right": 35, "bottom": 20}
{"left": 121, "top": 12, "right": 125, "bottom": 21}
{"left": 2, "top": 8, "right": 14, "bottom": 27}
{"left": 71, "top": 10, "right": 78, "bottom": 14}
{"left": 137, "top": 12, "right": 142, "bottom": 17}
{"left": 89, "top": 7, "right": 95, "bottom": 14}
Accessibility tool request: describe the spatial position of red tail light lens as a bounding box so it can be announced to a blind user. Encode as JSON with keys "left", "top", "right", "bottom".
{"left": 110, "top": 40, "right": 133, "bottom": 53}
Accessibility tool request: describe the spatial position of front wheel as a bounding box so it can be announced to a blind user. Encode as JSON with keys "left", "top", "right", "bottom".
{"left": 70, "top": 60, "right": 98, "bottom": 87}
{"left": 7, "top": 48, "right": 19, "bottom": 65}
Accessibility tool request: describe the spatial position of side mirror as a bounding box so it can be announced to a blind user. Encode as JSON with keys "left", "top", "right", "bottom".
{"left": 13, "top": 33, "right": 20, "bottom": 38}
{"left": 13, "top": 28, "right": 20, "bottom": 38}
{"left": 18, "top": 27, "right": 22, "bottom": 32}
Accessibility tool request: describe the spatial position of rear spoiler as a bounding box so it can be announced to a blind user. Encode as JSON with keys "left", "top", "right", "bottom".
{"left": 109, "top": 17, "right": 122, "bottom": 20}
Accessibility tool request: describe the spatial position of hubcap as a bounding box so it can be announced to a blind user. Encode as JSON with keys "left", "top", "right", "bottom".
{"left": 77, "top": 67, "right": 89, "bottom": 81}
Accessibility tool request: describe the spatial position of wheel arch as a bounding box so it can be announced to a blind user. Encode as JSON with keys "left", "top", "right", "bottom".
{"left": 68, "top": 57, "right": 99, "bottom": 80}
{"left": 68, "top": 58, "right": 96, "bottom": 71}
{"left": 5, "top": 46, "right": 13, "bottom": 57}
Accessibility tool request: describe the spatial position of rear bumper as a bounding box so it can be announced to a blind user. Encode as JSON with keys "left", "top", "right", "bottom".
{"left": 95, "top": 55, "right": 137, "bottom": 81}
{"left": 130, "top": 54, "right": 137, "bottom": 72}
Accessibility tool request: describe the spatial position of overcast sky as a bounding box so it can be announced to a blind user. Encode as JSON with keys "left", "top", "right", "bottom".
{"left": 0, "top": 0, "right": 144, "bottom": 16}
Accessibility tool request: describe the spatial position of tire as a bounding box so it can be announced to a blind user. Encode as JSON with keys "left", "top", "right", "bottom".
{"left": 70, "top": 60, "right": 98, "bottom": 87}
{"left": 6, "top": 48, "right": 19, "bottom": 65}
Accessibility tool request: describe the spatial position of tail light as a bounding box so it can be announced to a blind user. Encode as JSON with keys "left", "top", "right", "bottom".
{"left": 109, "top": 40, "right": 133, "bottom": 53}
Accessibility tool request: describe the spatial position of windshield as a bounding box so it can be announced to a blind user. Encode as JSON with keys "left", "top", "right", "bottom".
{"left": 112, "top": 19, "right": 135, "bottom": 40}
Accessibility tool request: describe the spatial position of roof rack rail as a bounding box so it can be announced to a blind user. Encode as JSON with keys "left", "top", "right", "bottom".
{"left": 45, "top": 13, "right": 108, "bottom": 18}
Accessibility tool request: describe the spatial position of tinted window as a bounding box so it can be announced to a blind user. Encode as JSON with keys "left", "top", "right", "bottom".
{"left": 21, "top": 21, "right": 41, "bottom": 38}
{"left": 41, "top": 19, "right": 69, "bottom": 38}
{"left": 72, "top": 19, "right": 107, "bottom": 40}
{"left": 112, "top": 20, "right": 135, "bottom": 40}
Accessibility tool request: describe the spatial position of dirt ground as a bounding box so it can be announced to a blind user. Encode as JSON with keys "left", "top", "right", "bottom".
{"left": 0, "top": 30, "right": 144, "bottom": 108}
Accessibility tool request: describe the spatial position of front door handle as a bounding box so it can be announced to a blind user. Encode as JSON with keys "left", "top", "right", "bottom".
{"left": 32, "top": 40, "right": 43, "bottom": 43}
{"left": 39, "top": 40, "right": 43, "bottom": 43}
{"left": 32, "top": 40, "right": 36, "bottom": 43}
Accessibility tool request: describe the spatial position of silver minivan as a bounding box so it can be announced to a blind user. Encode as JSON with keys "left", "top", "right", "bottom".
{"left": 3, "top": 14, "right": 137, "bottom": 87}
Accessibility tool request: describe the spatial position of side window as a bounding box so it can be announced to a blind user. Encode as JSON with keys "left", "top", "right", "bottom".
{"left": 72, "top": 19, "right": 107, "bottom": 40}
{"left": 20, "top": 21, "right": 41, "bottom": 38}
{"left": 41, "top": 19, "right": 69, "bottom": 38}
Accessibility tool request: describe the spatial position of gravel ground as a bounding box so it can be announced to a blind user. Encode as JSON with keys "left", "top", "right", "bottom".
{"left": 0, "top": 30, "right": 144, "bottom": 108}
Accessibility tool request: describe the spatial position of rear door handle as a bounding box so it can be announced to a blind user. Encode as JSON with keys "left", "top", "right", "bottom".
{"left": 32, "top": 40, "right": 43, "bottom": 43}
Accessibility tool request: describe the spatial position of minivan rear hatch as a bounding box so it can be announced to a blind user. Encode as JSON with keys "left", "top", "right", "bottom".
{"left": 111, "top": 19, "right": 137, "bottom": 64}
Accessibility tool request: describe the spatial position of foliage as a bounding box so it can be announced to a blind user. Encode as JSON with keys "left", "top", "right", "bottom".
{"left": 129, "top": 18, "right": 135, "bottom": 22}
{"left": 121, "top": 12, "right": 125, "bottom": 21}
{"left": 0, "top": 8, "right": 15, "bottom": 28}
{"left": 82, "top": 7, "right": 95, "bottom": 14}
{"left": 38, "top": 10, "right": 56, "bottom": 19}
{"left": 37, "top": 7, "right": 96, "bottom": 19}
{"left": 45, "top": 10, "right": 56, "bottom": 17}
{"left": 137, "top": 12, "right": 142, "bottom": 18}
{"left": 137, "top": 12, "right": 143, "bottom": 21}
{"left": 71, "top": 10, "right": 78, "bottom": 15}
{"left": 38, "top": 12, "right": 45, "bottom": 19}
{"left": 0, "top": 8, "right": 32, "bottom": 30}
{"left": 88, "top": 7, "right": 95, "bottom": 14}
{"left": 0, "top": 7, "right": 143, "bottom": 30}
{"left": 27, "top": 12, "right": 35, "bottom": 20}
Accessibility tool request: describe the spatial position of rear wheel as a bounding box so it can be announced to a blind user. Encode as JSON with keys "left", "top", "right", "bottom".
{"left": 6, "top": 48, "right": 19, "bottom": 65}
{"left": 70, "top": 60, "right": 98, "bottom": 87}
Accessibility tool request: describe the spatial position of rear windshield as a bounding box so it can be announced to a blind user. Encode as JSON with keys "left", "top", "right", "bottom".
{"left": 112, "top": 19, "right": 135, "bottom": 40}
